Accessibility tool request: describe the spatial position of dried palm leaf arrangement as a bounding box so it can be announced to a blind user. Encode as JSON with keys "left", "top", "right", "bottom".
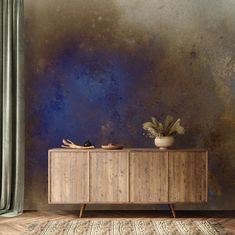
{"left": 143, "top": 115, "right": 185, "bottom": 149}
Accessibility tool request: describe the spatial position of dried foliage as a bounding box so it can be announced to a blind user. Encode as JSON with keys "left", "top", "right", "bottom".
{"left": 143, "top": 115, "right": 185, "bottom": 138}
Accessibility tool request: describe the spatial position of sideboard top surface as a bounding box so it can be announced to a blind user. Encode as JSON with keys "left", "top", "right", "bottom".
{"left": 49, "top": 148, "right": 207, "bottom": 153}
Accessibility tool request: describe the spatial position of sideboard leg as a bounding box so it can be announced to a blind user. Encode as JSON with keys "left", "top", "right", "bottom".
{"left": 79, "top": 204, "right": 86, "bottom": 218}
{"left": 169, "top": 204, "right": 176, "bottom": 218}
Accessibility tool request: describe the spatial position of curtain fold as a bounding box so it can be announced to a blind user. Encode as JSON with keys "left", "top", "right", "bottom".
{"left": 0, "top": 0, "right": 24, "bottom": 217}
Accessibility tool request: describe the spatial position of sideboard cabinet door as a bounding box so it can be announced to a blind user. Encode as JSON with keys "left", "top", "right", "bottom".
{"left": 49, "top": 151, "right": 89, "bottom": 203}
{"left": 169, "top": 151, "right": 208, "bottom": 202}
{"left": 89, "top": 152, "right": 129, "bottom": 203}
{"left": 130, "top": 151, "right": 168, "bottom": 203}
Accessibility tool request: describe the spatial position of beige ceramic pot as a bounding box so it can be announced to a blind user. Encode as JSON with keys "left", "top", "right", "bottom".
{"left": 154, "top": 136, "right": 175, "bottom": 149}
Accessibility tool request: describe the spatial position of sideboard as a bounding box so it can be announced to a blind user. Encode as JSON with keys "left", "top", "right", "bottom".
{"left": 48, "top": 148, "right": 208, "bottom": 217}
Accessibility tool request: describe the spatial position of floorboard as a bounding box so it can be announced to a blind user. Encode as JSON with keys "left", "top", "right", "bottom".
{"left": 0, "top": 211, "right": 234, "bottom": 234}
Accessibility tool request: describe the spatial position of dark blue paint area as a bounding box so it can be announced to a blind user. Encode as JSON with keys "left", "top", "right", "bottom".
{"left": 26, "top": 45, "right": 157, "bottom": 163}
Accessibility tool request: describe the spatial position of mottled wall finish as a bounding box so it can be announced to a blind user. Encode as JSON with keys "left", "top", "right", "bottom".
{"left": 24, "top": 0, "right": 235, "bottom": 210}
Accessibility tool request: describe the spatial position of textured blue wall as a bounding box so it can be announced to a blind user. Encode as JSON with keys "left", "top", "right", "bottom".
{"left": 24, "top": 0, "right": 235, "bottom": 210}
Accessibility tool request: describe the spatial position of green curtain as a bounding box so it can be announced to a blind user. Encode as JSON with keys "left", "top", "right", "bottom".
{"left": 0, "top": 0, "right": 24, "bottom": 217}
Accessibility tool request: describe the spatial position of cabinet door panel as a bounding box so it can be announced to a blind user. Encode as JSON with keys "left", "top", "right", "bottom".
{"left": 89, "top": 152, "right": 129, "bottom": 203}
{"left": 169, "top": 151, "right": 207, "bottom": 202}
{"left": 130, "top": 151, "right": 168, "bottom": 203}
{"left": 49, "top": 152, "right": 89, "bottom": 203}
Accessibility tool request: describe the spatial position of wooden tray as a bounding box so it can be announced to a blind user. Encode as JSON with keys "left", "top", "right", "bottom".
{"left": 101, "top": 145, "right": 124, "bottom": 150}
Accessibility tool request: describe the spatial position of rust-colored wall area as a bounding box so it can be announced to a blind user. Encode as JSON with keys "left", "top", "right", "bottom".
{"left": 24, "top": 0, "right": 235, "bottom": 210}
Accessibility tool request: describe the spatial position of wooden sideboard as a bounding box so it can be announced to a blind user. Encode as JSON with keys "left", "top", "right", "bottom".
{"left": 48, "top": 148, "right": 208, "bottom": 217}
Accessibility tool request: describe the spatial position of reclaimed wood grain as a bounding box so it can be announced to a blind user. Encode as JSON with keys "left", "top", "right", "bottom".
{"left": 89, "top": 151, "right": 129, "bottom": 203}
{"left": 169, "top": 151, "right": 208, "bottom": 202}
{"left": 130, "top": 151, "right": 168, "bottom": 203}
{"left": 48, "top": 149, "right": 208, "bottom": 205}
{"left": 49, "top": 151, "right": 89, "bottom": 203}
{"left": 49, "top": 148, "right": 206, "bottom": 152}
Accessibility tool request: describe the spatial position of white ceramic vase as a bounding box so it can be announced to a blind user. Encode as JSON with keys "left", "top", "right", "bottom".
{"left": 154, "top": 136, "right": 175, "bottom": 149}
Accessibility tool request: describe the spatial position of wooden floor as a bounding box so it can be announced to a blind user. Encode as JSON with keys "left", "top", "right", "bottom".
{"left": 0, "top": 210, "right": 234, "bottom": 235}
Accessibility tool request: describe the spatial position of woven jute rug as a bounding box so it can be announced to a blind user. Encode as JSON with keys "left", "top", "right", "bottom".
{"left": 24, "top": 219, "right": 230, "bottom": 235}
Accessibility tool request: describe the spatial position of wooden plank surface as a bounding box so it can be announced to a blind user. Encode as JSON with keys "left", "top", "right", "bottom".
{"left": 49, "top": 148, "right": 207, "bottom": 152}
{"left": 0, "top": 211, "right": 234, "bottom": 235}
{"left": 130, "top": 151, "right": 168, "bottom": 203}
{"left": 48, "top": 149, "right": 208, "bottom": 204}
{"left": 169, "top": 151, "right": 207, "bottom": 202}
{"left": 89, "top": 152, "right": 129, "bottom": 203}
{"left": 49, "top": 152, "right": 89, "bottom": 203}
